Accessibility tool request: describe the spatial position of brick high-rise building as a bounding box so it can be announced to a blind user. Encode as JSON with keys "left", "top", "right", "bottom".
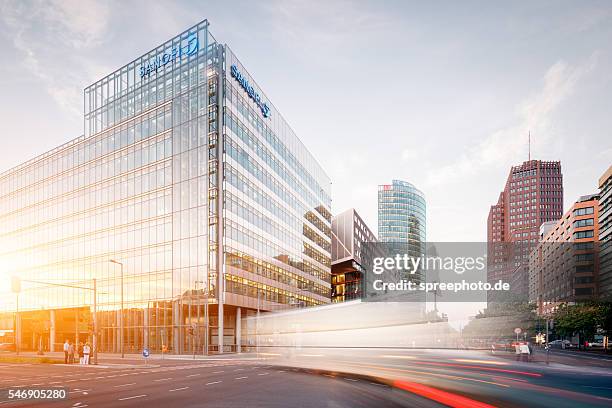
{"left": 599, "top": 165, "right": 612, "bottom": 298}
{"left": 529, "top": 194, "right": 600, "bottom": 314}
{"left": 487, "top": 160, "right": 563, "bottom": 294}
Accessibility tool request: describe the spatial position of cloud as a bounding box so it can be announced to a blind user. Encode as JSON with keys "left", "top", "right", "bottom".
{"left": 0, "top": 0, "right": 111, "bottom": 117}
{"left": 425, "top": 52, "right": 599, "bottom": 186}
{"left": 264, "top": 0, "right": 393, "bottom": 60}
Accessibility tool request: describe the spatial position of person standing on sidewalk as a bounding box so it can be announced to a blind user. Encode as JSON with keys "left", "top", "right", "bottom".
{"left": 68, "top": 342, "right": 75, "bottom": 364}
{"left": 78, "top": 342, "right": 84, "bottom": 364}
{"left": 83, "top": 343, "right": 90, "bottom": 365}
{"left": 63, "top": 339, "right": 69, "bottom": 364}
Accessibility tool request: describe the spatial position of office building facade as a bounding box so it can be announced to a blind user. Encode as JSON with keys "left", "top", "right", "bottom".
{"left": 487, "top": 160, "right": 563, "bottom": 293}
{"left": 529, "top": 194, "right": 600, "bottom": 314}
{"left": 378, "top": 180, "right": 426, "bottom": 249}
{"left": 599, "top": 165, "right": 612, "bottom": 298}
{"left": 331, "top": 209, "right": 377, "bottom": 302}
{"left": 0, "top": 20, "right": 332, "bottom": 354}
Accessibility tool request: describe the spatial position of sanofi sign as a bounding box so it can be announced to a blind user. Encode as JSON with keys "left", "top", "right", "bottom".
{"left": 140, "top": 33, "right": 199, "bottom": 79}
{"left": 231, "top": 64, "right": 271, "bottom": 119}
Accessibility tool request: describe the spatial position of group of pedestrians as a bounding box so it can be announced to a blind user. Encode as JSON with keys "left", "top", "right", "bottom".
{"left": 62, "top": 339, "right": 92, "bottom": 364}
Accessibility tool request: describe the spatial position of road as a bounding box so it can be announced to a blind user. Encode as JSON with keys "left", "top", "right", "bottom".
{"left": 0, "top": 358, "right": 437, "bottom": 408}
{"left": 0, "top": 348, "right": 610, "bottom": 407}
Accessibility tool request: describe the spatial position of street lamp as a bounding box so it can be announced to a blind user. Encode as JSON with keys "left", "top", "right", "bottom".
{"left": 109, "top": 260, "right": 124, "bottom": 359}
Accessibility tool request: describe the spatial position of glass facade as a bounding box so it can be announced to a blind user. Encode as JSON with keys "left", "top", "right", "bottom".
{"left": 0, "top": 20, "right": 331, "bottom": 354}
{"left": 378, "top": 180, "right": 426, "bottom": 260}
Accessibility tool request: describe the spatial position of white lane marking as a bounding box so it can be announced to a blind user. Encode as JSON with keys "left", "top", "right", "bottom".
{"left": 49, "top": 381, "right": 62, "bottom": 384}
{"left": 381, "top": 355, "right": 417, "bottom": 360}
{"left": 206, "top": 381, "right": 222, "bottom": 385}
{"left": 299, "top": 354, "right": 324, "bottom": 357}
{"left": 66, "top": 379, "right": 77, "bottom": 383}
{"left": 235, "top": 376, "right": 248, "bottom": 380}
{"left": 344, "top": 378, "right": 358, "bottom": 382}
{"left": 96, "top": 376, "right": 106, "bottom": 379}
{"left": 113, "top": 383, "right": 136, "bottom": 388}
{"left": 153, "top": 377, "right": 172, "bottom": 382}
{"left": 212, "top": 371, "right": 224, "bottom": 374}
{"left": 118, "top": 394, "right": 147, "bottom": 401}
{"left": 169, "top": 387, "right": 189, "bottom": 392}
{"left": 234, "top": 368, "right": 245, "bottom": 371}
{"left": 257, "top": 373, "right": 269, "bottom": 376}
{"left": 186, "top": 374, "right": 200, "bottom": 377}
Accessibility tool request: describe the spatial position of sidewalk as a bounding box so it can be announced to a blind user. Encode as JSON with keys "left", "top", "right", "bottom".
{"left": 2, "top": 350, "right": 261, "bottom": 363}
{"left": 490, "top": 348, "right": 612, "bottom": 369}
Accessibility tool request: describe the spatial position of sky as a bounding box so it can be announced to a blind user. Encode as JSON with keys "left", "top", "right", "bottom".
{"left": 0, "top": 0, "right": 611, "bottom": 243}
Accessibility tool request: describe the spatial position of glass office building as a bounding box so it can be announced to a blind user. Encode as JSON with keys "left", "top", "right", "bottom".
{"left": 378, "top": 180, "right": 426, "bottom": 263}
{"left": 0, "top": 19, "right": 332, "bottom": 354}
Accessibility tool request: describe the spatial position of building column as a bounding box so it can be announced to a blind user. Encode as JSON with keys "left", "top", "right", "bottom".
{"left": 143, "top": 307, "right": 149, "bottom": 351}
{"left": 236, "top": 307, "right": 241, "bottom": 353}
{"left": 49, "top": 310, "right": 56, "bottom": 352}
{"left": 115, "top": 310, "right": 120, "bottom": 353}
{"left": 173, "top": 301, "right": 180, "bottom": 354}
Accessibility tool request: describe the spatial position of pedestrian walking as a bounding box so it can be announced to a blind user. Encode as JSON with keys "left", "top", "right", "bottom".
{"left": 83, "top": 343, "right": 91, "bottom": 365}
{"left": 514, "top": 342, "right": 521, "bottom": 361}
{"left": 527, "top": 342, "right": 534, "bottom": 362}
{"left": 63, "top": 339, "right": 69, "bottom": 364}
{"left": 68, "top": 342, "right": 75, "bottom": 364}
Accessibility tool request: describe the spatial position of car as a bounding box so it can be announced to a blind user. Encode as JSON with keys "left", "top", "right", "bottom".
{"left": 588, "top": 341, "right": 604, "bottom": 348}
{"left": 548, "top": 339, "right": 574, "bottom": 348}
{"left": 0, "top": 343, "right": 16, "bottom": 352}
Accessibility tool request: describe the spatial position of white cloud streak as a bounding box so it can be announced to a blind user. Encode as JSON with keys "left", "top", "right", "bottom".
{"left": 0, "top": 0, "right": 111, "bottom": 117}
{"left": 425, "top": 52, "right": 599, "bottom": 187}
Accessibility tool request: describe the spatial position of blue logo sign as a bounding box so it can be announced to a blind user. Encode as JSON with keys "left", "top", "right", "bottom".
{"left": 140, "top": 33, "right": 199, "bottom": 79}
{"left": 142, "top": 348, "right": 150, "bottom": 358}
{"left": 231, "top": 64, "right": 271, "bottom": 119}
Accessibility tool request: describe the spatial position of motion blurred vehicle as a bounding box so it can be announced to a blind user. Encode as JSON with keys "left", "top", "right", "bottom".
{"left": 587, "top": 341, "right": 604, "bottom": 348}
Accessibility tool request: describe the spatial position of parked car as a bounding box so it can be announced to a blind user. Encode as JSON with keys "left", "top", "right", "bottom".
{"left": 549, "top": 339, "right": 574, "bottom": 348}
{"left": 588, "top": 341, "right": 604, "bottom": 348}
{"left": 0, "top": 342, "right": 16, "bottom": 352}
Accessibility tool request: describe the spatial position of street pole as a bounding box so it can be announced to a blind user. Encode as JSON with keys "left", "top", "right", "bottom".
{"left": 15, "top": 293, "right": 19, "bottom": 356}
{"left": 256, "top": 288, "right": 260, "bottom": 357}
{"left": 545, "top": 319, "right": 550, "bottom": 365}
{"left": 205, "top": 281, "right": 209, "bottom": 356}
{"left": 93, "top": 278, "right": 98, "bottom": 365}
{"left": 110, "top": 260, "right": 124, "bottom": 359}
{"left": 120, "top": 263, "right": 124, "bottom": 359}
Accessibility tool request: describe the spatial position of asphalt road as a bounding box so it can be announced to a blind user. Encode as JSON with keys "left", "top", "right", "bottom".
{"left": 0, "top": 359, "right": 438, "bottom": 408}
{"left": 0, "top": 348, "right": 611, "bottom": 407}
{"left": 258, "top": 347, "right": 612, "bottom": 408}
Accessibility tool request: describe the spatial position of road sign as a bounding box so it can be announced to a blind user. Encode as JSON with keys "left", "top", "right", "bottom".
{"left": 514, "top": 328, "right": 522, "bottom": 335}
{"left": 142, "top": 348, "right": 150, "bottom": 358}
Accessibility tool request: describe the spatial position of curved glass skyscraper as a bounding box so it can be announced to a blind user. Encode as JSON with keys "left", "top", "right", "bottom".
{"left": 378, "top": 180, "right": 426, "bottom": 253}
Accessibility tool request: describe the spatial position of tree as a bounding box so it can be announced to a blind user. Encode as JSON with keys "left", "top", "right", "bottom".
{"left": 552, "top": 301, "right": 611, "bottom": 349}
